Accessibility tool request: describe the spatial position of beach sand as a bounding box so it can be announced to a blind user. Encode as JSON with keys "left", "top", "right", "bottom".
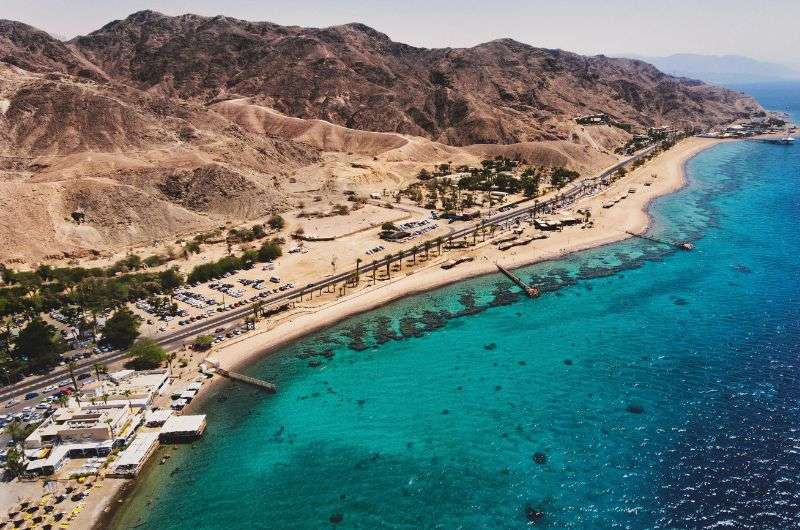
{"left": 207, "top": 137, "right": 720, "bottom": 374}
{"left": 86, "top": 136, "right": 720, "bottom": 529}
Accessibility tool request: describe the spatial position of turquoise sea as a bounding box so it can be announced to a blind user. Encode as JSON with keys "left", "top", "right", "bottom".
{"left": 113, "top": 85, "right": 800, "bottom": 529}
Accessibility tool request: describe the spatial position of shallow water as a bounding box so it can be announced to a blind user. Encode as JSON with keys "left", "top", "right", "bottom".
{"left": 113, "top": 124, "right": 800, "bottom": 528}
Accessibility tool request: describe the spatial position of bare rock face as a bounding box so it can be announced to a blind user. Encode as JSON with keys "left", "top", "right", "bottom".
{"left": 157, "top": 164, "right": 288, "bottom": 217}
{"left": 70, "top": 11, "right": 761, "bottom": 144}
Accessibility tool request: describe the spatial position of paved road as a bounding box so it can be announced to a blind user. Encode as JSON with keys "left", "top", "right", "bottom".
{"left": 0, "top": 145, "right": 657, "bottom": 404}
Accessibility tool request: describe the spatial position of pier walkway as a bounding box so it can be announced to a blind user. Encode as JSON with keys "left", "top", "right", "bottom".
{"left": 625, "top": 231, "right": 694, "bottom": 250}
{"left": 496, "top": 263, "right": 540, "bottom": 298}
{"left": 216, "top": 368, "right": 277, "bottom": 393}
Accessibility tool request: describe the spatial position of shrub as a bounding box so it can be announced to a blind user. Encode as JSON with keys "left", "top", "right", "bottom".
{"left": 126, "top": 339, "right": 167, "bottom": 370}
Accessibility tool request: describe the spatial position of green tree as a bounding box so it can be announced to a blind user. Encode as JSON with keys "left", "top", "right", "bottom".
{"left": 125, "top": 338, "right": 167, "bottom": 370}
{"left": 521, "top": 174, "right": 540, "bottom": 197}
{"left": 257, "top": 240, "right": 283, "bottom": 262}
{"left": 92, "top": 362, "right": 107, "bottom": 381}
{"left": 66, "top": 361, "right": 81, "bottom": 405}
{"left": 14, "top": 317, "right": 64, "bottom": 373}
{"left": 5, "top": 420, "right": 33, "bottom": 444}
{"left": 4, "top": 447, "right": 25, "bottom": 478}
{"left": 158, "top": 267, "right": 183, "bottom": 294}
{"left": 102, "top": 308, "right": 141, "bottom": 349}
{"left": 193, "top": 335, "right": 214, "bottom": 351}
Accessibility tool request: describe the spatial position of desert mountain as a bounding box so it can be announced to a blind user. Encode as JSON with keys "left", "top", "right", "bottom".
{"left": 0, "top": 11, "right": 763, "bottom": 262}
{"left": 70, "top": 11, "right": 760, "bottom": 145}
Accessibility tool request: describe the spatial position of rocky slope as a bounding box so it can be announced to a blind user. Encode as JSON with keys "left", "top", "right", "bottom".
{"left": 0, "top": 11, "right": 763, "bottom": 262}
{"left": 70, "top": 11, "right": 761, "bottom": 145}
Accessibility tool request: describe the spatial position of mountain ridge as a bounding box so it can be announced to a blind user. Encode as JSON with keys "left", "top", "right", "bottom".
{"left": 623, "top": 53, "right": 800, "bottom": 85}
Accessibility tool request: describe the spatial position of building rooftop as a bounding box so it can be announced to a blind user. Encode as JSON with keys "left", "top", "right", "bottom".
{"left": 113, "top": 432, "right": 159, "bottom": 469}
{"left": 160, "top": 415, "right": 207, "bottom": 438}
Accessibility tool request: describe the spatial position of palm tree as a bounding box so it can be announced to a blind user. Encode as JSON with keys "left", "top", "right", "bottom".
{"left": 355, "top": 258, "right": 362, "bottom": 285}
{"left": 167, "top": 351, "right": 176, "bottom": 374}
{"left": 411, "top": 245, "right": 417, "bottom": 265}
{"left": 252, "top": 301, "right": 263, "bottom": 322}
{"left": 436, "top": 237, "right": 443, "bottom": 255}
{"left": 92, "top": 362, "right": 107, "bottom": 382}
{"left": 122, "top": 389, "right": 133, "bottom": 408}
{"left": 424, "top": 241, "right": 430, "bottom": 260}
{"left": 396, "top": 252, "right": 402, "bottom": 271}
{"left": 66, "top": 361, "right": 81, "bottom": 406}
{"left": 371, "top": 261, "right": 377, "bottom": 283}
{"left": 101, "top": 392, "right": 109, "bottom": 405}
{"left": 384, "top": 255, "right": 392, "bottom": 278}
{"left": 6, "top": 420, "right": 29, "bottom": 444}
{"left": 56, "top": 394, "right": 69, "bottom": 408}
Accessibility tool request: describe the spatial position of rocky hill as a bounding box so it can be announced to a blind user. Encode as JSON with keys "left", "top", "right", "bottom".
{"left": 0, "top": 11, "right": 763, "bottom": 262}
{"left": 69, "top": 11, "right": 760, "bottom": 145}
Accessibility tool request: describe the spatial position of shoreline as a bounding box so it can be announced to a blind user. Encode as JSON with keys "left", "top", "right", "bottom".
{"left": 93, "top": 136, "right": 722, "bottom": 529}
{"left": 203, "top": 137, "right": 721, "bottom": 377}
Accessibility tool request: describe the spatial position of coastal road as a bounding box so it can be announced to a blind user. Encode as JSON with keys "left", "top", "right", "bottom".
{"left": 0, "top": 144, "right": 658, "bottom": 404}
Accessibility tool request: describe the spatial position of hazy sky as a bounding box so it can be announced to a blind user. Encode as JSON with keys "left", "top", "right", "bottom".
{"left": 5, "top": 0, "right": 800, "bottom": 68}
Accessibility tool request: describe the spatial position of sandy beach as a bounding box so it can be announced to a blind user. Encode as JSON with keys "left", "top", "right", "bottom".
{"left": 81, "top": 136, "right": 720, "bottom": 530}
{"left": 205, "top": 137, "right": 721, "bottom": 375}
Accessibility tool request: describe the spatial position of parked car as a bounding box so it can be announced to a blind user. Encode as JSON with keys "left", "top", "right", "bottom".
{"left": 24, "top": 392, "right": 39, "bottom": 400}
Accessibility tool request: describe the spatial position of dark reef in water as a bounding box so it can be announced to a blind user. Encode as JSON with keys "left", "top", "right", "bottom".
{"left": 525, "top": 504, "right": 545, "bottom": 523}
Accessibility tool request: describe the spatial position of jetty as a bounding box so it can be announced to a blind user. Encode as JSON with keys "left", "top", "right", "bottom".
{"left": 216, "top": 367, "right": 277, "bottom": 393}
{"left": 496, "top": 263, "right": 540, "bottom": 297}
{"left": 746, "top": 136, "right": 795, "bottom": 145}
{"left": 625, "top": 230, "right": 694, "bottom": 250}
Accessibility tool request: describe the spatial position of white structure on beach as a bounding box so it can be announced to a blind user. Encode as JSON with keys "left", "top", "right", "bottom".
{"left": 109, "top": 432, "right": 160, "bottom": 477}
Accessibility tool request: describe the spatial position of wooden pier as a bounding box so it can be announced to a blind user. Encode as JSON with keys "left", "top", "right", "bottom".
{"left": 496, "top": 263, "right": 540, "bottom": 298}
{"left": 625, "top": 231, "right": 694, "bottom": 251}
{"left": 216, "top": 367, "right": 277, "bottom": 393}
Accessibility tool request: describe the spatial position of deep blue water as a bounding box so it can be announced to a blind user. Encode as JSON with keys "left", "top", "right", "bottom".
{"left": 726, "top": 81, "right": 800, "bottom": 122}
{"left": 113, "top": 92, "right": 800, "bottom": 529}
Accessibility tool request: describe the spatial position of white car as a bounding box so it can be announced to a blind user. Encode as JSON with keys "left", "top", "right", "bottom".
{"left": 43, "top": 385, "right": 57, "bottom": 392}
{"left": 5, "top": 400, "right": 17, "bottom": 408}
